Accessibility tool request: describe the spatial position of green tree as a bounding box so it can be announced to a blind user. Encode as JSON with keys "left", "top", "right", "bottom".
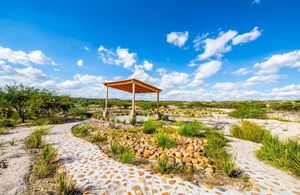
{"left": 5, "top": 84, "right": 37, "bottom": 122}
{"left": 58, "top": 95, "right": 73, "bottom": 114}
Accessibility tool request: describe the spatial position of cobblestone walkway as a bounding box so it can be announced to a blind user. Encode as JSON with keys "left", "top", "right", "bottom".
{"left": 44, "top": 122, "right": 300, "bottom": 194}
{"left": 44, "top": 122, "right": 239, "bottom": 194}
{"left": 227, "top": 137, "right": 300, "bottom": 195}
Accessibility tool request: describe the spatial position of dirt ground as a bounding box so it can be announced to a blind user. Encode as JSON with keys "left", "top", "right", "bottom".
{"left": 0, "top": 127, "right": 33, "bottom": 195}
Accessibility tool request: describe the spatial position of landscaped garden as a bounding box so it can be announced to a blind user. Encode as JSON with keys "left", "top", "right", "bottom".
{"left": 72, "top": 120, "right": 252, "bottom": 190}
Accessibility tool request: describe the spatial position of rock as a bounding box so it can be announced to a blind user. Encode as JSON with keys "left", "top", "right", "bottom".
{"left": 175, "top": 151, "right": 183, "bottom": 158}
{"left": 175, "top": 158, "right": 182, "bottom": 165}
{"left": 191, "top": 158, "right": 198, "bottom": 164}
{"left": 193, "top": 152, "right": 201, "bottom": 158}
{"left": 143, "top": 150, "right": 152, "bottom": 158}
{"left": 202, "top": 182, "right": 213, "bottom": 190}
{"left": 181, "top": 157, "right": 191, "bottom": 163}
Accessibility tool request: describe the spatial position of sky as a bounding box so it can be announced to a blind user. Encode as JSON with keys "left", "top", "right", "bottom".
{"left": 0, "top": 0, "right": 300, "bottom": 101}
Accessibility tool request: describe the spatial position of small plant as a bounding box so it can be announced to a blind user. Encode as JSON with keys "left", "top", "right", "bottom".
{"left": 118, "top": 149, "right": 134, "bottom": 164}
{"left": 230, "top": 121, "right": 270, "bottom": 143}
{"left": 26, "top": 126, "right": 48, "bottom": 149}
{"left": 0, "top": 118, "right": 15, "bottom": 128}
{"left": 87, "top": 132, "right": 107, "bottom": 143}
{"left": 110, "top": 141, "right": 123, "bottom": 155}
{"left": 156, "top": 155, "right": 174, "bottom": 174}
{"left": 72, "top": 124, "right": 89, "bottom": 137}
{"left": 256, "top": 136, "right": 300, "bottom": 176}
{"left": 229, "top": 106, "right": 267, "bottom": 119}
{"left": 55, "top": 172, "right": 78, "bottom": 195}
{"left": 142, "top": 120, "right": 162, "bottom": 134}
{"left": 178, "top": 122, "right": 202, "bottom": 137}
{"left": 33, "top": 145, "right": 57, "bottom": 179}
{"left": 155, "top": 132, "right": 175, "bottom": 148}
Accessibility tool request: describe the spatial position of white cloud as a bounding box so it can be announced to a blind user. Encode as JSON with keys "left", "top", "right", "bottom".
{"left": 129, "top": 69, "right": 159, "bottom": 84}
{"left": 84, "top": 46, "right": 89, "bottom": 52}
{"left": 0, "top": 63, "right": 48, "bottom": 83}
{"left": 0, "top": 46, "right": 56, "bottom": 66}
{"left": 77, "top": 59, "right": 84, "bottom": 67}
{"left": 232, "top": 27, "right": 261, "bottom": 45}
{"left": 254, "top": 50, "right": 300, "bottom": 75}
{"left": 156, "top": 68, "right": 167, "bottom": 75}
{"left": 251, "top": 0, "right": 260, "bottom": 5}
{"left": 143, "top": 60, "right": 153, "bottom": 71}
{"left": 160, "top": 72, "right": 190, "bottom": 89}
{"left": 270, "top": 84, "right": 300, "bottom": 97}
{"left": 193, "top": 33, "right": 209, "bottom": 51}
{"left": 213, "top": 82, "right": 237, "bottom": 91}
{"left": 166, "top": 31, "right": 189, "bottom": 48}
{"left": 232, "top": 67, "right": 252, "bottom": 76}
{"left": 195, "top": 27, "right": 261, "bottom": 60}
{"left": 246, "top": 74, "right": 282, "bottom": 84}
{"left": 190, "top": 60, "right": 222, "bottom": 86}
{"left": 115, "top": 47, "right": 137, "bottom": 69}
{"left": 198, "top": 30, "right": 237, "bottom": 60}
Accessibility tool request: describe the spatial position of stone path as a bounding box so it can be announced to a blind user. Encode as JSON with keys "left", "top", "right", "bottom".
{"left": 227, "top": 137, "right": 300, "bottom": 195}
{"left": 44, "top": 122, "right": 300, "bottom": 195}
{"left": 44, "top": 122, "right": 239, "bottom": 194}
{"left": 0, "top": 126, "right": 33, "bottom": 195}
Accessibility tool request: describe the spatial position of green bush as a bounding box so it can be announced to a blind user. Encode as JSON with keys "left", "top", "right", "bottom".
{"left": 87, "top": 132, "right": 107, "bottom": 143}
{"left": 155, "top": 132, "right": 175, "bottom": 148}
{"left": 256, "top": 136, "right": 300, "bottom": 176}
{"left": 70, "top": 107, "right": 88, "bottom": 119}
{"left": 118, "top": 149, "right": 134, "bottom": 164}
{"left": 178, "top": 122, "right": 202, "bottom": 137}
{"left": 26, "top": 126, "right": 48, "bottom": 149}
{"left": 142, "top": 120, "right": 162, "bottom": 134}
{"left": 229, "top": 106, "right": 267, "bottom": 119}
{"left": 230, "top": 121, "right": 270, "bottom": 143}
{"left": 71, "top": 124, "right": 89, "bottom": 137}
{"left": 33, "top": 145, "right": 57, "bottom": 179}
{"left": 156, "top": 155, "right": 174, "bottom": 174}
{"left": 110, "top": 141, "right": 123, "bottom": 155}
{"left": 0, "top": 118, "right": 15, "bottom": 127}
{"left": 204, "top": 129, "right": 239, "bottom": 177}
{"left": 55, "top": 172, "right": 78, "bottom": 194}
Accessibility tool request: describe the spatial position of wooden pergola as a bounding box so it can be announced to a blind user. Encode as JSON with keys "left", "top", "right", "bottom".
{"left": 102, "top": 79, "right": 162, "bottom": 121}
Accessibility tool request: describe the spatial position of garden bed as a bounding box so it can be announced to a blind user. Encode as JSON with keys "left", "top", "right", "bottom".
{"left": 72, "top": 120, "right": 252, "bottom": 191}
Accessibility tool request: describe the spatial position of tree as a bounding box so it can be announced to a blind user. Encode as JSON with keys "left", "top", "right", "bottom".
{"left": 58, "top": 95, "right": 73, "bottom": 114}
{"left": 5, "top": 84, "right": 37, "bottom": 123}
{"left": 0, "top": 89, "right": 13, "bottom": 119}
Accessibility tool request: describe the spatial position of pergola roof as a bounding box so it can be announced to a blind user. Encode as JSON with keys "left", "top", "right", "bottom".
{"left": 103, "top": 79, "right": 162, "bottom": 93}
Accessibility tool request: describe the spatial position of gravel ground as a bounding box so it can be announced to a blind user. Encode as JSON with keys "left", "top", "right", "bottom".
{"left": 0, "top": 127, "right": 33, "bottom": 195}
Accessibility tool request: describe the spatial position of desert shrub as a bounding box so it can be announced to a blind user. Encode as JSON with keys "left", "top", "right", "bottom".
{"left": 70, "top": 107, "right": 88, "bottom": 119}
{"left": 156, "top": 155, "right": 174, "bottom": 174}
{"left": 204, "top": 130, "right": 239, "bottom": 177}
{"left": 110, "top": 141, "right": 123, "bottom": 155}
{"left": 71, "top": 124, "right": 89, "bottom": 137}
{"left": 230, "top": 121, "right": 270, "bottom": 143}
{"left": 256, "top": 136, "right": 300, "bottom": 176}
{"left": 158, "top": 127, "right": 176, "bottom": 134}
{"left": 87, "top": 132, "right": 107, "bottom": 143}
{"left": 33, "top": 145, "right": 57, "bottom": 179}
{"left": 26, "top": 126, "right": 48, "bottom": 149}
{"left": 31, "top": 118, "right": 49, "bottom": 126}
{"left": 229, "top": 106, "right": 267, "bottom": 119}
{"left": 48, "top": 115, "right": 67, "bottom": 124}
{"left": 55, "top": 172, "right": 78, "bottom": 195}
{"left": 178, "top": 122, "right": 202, "bottom": 137}
{"left": 142, "top": 120, "right": 162, "bottom": 134}
{"left": 0, "top": 118, "right": 15, "bottom": 127}
{"left": 155, "top": 132, "right": 175, "bottom": 148}
{"left": 118, "top": 149, "right": 134, "bottom": 164}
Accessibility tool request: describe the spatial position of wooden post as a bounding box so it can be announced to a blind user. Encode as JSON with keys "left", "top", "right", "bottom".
{"left": 103, "top": 86, "right": 109, "bottom": 118}
{"left": 105, "top": 86, "right": 108, "bottom": 110}
{"left": 157, "top": 92, "right": 159, "bottom": 113}
{"left": 132, "top": 81, "right": 135, "bottom": 112}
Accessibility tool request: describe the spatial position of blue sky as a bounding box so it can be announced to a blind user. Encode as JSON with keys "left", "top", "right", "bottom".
{"left": 0, "top": 0, "right": 300, "bottom": 101}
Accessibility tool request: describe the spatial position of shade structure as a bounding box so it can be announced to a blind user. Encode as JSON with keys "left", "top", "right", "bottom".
{"left": 103, "top": 79, "right": 162, "bottom": 93}
{"left": 102, "top": 79, "right": 162, "bottom": 122}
